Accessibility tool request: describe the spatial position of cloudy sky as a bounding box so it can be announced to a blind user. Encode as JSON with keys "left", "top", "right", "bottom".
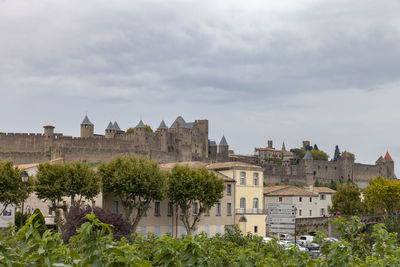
{"left": 1, "top": 0, "right": 400, "bottom": 172}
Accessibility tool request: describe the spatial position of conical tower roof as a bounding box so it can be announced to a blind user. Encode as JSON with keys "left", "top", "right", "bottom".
{"left": 303, "top": 150, "right": 313, "bottom": 160}
{"left": 135, "top": 120, "right": 145, "bottom": 129}
{"left": 219, "top": 136, "right": 229, "bottom": 146}
{"left": 376, "top": 156, "right": 384, "bottom": 164}
{"left": 385, "top": 152, "right": 393, "bottom": 162}
{"left": 158, "top": 120, "right": 168, "bottom": 129}
{"left": 170, "top": 116, "right": 190, "bottom": 129}
{"left": 113, "top": 121, "right": 121, "bottom": 131}
{"left": 282, "top": 142, "right": 286, "bottom": 152}
{"left": 81, "top": 115, "right": 94, "bottom": 126}
{"left": 106, "top": 121, "right": 114, "bottom": 130}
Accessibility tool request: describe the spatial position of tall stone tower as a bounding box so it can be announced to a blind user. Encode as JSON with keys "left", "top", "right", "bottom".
{"left": 218, "top": 136, "right": 229, "bottom": 161}
{"left": 195, "top": 120, "right": 209, "bottom": 158}
{"left": 81, "top": 115, "right": 94, "bottom": 138}
{"left": 157, "top": 120, "right": 169, "bottom": 152}
{"left": 383, "top": 152, "right": 395, "bottom": 178}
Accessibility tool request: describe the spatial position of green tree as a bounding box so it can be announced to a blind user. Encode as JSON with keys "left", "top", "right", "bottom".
{"left": 167, "top": 165, "right": 225, "bottom": 235}
{"left": 333, "top": 145, "right": 341, "bottom": 161}
{"left": 328, "top": 183, "right": 366, "bottom": 215}
{"left": 0, "top": 161, "right": 33, "bottom": 216}
{"left": 35, "top": 163, "right": 67, "bottom": 229}
{"left": 144, "top": 124, "right": 153, "bottom": 133}
{"left": 310, "top": 150, "right": 329, "bottom": 161}
{"left": 364, "top": 176, "right": 400, "bottom": 215}
{"left": 99, "top": 155, "right": 167, "bottom": 233}
{"left": 290, "top": 148, "right": 305, "bottom": 160}
{"left": 126, "top": 127, "right": 135, "bottom": 134}
{"left": 36, "top": 161, "right": 100, "bottom": 230}
{"left": 64, "top": 162, "right": 100, "bottom": 207}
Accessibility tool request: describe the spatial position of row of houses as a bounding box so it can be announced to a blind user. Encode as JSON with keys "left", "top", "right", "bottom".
{"left": 12, "top": 160, "right": 336, "bottom": 236}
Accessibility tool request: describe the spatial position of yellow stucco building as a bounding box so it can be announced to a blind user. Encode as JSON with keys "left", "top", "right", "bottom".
{"left": 208, "top": 162, "right": 267, "bottom": 236}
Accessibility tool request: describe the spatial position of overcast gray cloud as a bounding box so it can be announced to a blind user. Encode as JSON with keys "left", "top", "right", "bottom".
{"left": 1, "top": 0, "right": 400, "bottom": 172}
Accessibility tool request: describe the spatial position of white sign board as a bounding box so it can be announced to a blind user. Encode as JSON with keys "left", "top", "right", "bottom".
{"left": 268, "top": 204, "right": 295, "bottom": 210}
{"left": 269, "top": 211, "right": 295, "bottom": 217}
{"left": 270, "top": 224, "right": 296, "bottom": 229}
{"left": 0, "top": 203, "right": 15, "bottom": 228}
{"left": 269, "top": 228, "right": 296, "bottom": 234}
{"left": 269, "top": 217, "right": 295, "bottom": 224}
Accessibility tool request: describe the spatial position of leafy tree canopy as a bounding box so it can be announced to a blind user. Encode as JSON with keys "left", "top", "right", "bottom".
{"left": 0, "top": 161, "right": 33, "bottom": 215}
{"left": 310, "top": 150, "right": 329, "bottom": 161}
{"left": 99, "top": 155, "right": 167, "bottom": 233}
{"left": 364, "top": 176, "right": 400, "bottom": 215}
{"left": 126, "top": 127, "right": 135, "bottom": 134}
{"left": 167, "top": 165, "right": 225, "bottom": 235}
{"left": 328, "top": 183, "right": 366, "bottom": 216}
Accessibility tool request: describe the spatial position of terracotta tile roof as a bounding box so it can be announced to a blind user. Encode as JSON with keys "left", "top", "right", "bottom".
{"left": 308, "top": 187, "right": 336, "bottom": 194}
{"left": 257, "top": 147, "right": 282, "bottom": 152}
{"left": 264, "top": 185, "right": 290, "bottom": 194}
{"left": 264, "top": 186, "right": 318, "bottom": 197}
{"left": 385, "top": 152, "right": 393, "bottom": 162}
{"left": 207, "top": 162, "right": 263, "bottom": 170}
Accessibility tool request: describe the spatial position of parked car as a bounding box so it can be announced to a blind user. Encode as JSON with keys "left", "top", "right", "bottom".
{"left": 299, "top": 235, "right": 314, "bottom": 245}
{"left": 279, "top": 234, "right": 293, "bottom": 241}
{"left": 263, "top": 237, "right": 274, "bottom": 244}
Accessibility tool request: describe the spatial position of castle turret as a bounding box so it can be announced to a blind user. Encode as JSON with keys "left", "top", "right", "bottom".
{"left": 305, "top": 167, "right": 314, "bottom": 185}
{"left": 383, "top": 152, "right": 395, "bottom": 178}
{"left": 208, "top": 140, "right": 217, "bottom": 162}
{"left": 135, "top": 120, "right": 146, "bottom": 146}
{"left": 282, "top": 142, "right": 286, "bottom": 152}
{"left": 43, "top": 125, "right": 55, "bottom": 138}
{"left": 218, "top": 136, "right": 229, "bottom": 161}
{"left": 81, "top": 115, "right": 94, "bottom": 138}
{"left": 105, "top": 121, "right": 115, "bottom": 138}
{"left": 157, "top": 120, "right": 168, "bottom": 152}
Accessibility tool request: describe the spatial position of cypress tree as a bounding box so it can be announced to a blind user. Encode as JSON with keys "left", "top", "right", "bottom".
{"left": 334, "top": 145, "right": 341, "bottom": 161}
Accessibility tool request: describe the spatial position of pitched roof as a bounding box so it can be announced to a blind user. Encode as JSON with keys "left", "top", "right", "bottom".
{"left": 376, "top": 156, "right": 384, "bottom": 164}
{"left": 219, "top": 136, "right": 229, "bottom": 146}
{"left": 385, "top": 152, "right": 393, "bottom": 162}
{"left": 303, "top": 150, "right": 313, "bottom": 160}
{"left": 135, "top": 120, "right": 145, "bottom": 129}
{"left": 207, "top": 161, "right": 262, "bottom": 170}
{"left": 264, "top": 186, "right": 318, "bottom": 197}
{"left": 81, "top": 115, "right": 94, "bottom": 126}
{"left": 209, "top": 140, "right": 217, "bottom": 147}
{"left": 158, "top": 120, "right": 168, "bottom": 129}
{"left": 106, "top": 121, "right": 114, "bottom": 130}
{"left": 311, "top": 187, "right": 336, "bottom": 194}
{"left": 170, "top": 116, "right": 191, "bottom": 129}
{"left": 264, "top": 185, "right": 290, "bottom": 194}
{"left": 113, "top": 121, "right": 121, "bottom": 131}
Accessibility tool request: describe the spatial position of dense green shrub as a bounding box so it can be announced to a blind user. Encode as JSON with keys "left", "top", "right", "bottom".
{"left": 2, "top": 214, "right": 400, "bottom": 266}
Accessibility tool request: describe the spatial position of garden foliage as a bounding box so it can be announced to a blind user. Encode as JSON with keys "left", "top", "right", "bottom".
{"left": 2, "top": 214, "right": 400, "bottom": 266}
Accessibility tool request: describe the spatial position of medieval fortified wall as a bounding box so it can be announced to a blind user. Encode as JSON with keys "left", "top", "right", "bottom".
{"left": 230, "top": 140, "right": 396, "bottom": 189}
{"left": 0, "top": 116, "right": 229, "bottom": 165}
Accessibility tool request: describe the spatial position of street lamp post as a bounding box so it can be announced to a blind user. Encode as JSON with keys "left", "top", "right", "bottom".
{"left": 20, "top": 171, "right": 29, "bottom": 227}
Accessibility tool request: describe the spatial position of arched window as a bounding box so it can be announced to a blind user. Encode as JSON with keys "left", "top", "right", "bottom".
{"left": 253, "top": 198, "right": 259, "bottom": 213}
{"left": 253, "top": 173, "right": 259, "bottom": 186}
{"left": 240, "top": 172, "right": 246, "bottom": 185}
{"left": 240, "top": 197, "right": 246, "bottom": 213}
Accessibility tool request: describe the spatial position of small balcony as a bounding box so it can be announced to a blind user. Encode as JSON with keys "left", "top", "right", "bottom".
{"left": 236, "top": 208, "right": 267, "bottom": 215}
